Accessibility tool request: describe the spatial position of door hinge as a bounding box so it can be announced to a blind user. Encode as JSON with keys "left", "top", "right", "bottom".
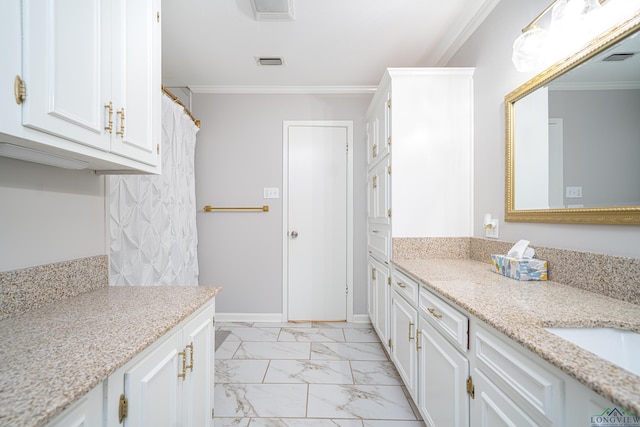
{"left": 387, "top": 166, "right": 391, "bottom": 174}
{"left": 387, "top": 136, "right": 391, "bottom": 146}
{"left": 157, "top": 11, "right": 160, "bottom": 22}
{"left": 14, "top": 75, "right": 26, "bottom": 104}
{"left": 371, "top": 267, "right": 377, "bottom": 280}
{"left": 157, "top": 144, "right": 160, "bottom": 155}
{"left": 387, "top": 99, "right": 391, "bottom": 109}
{"left": 387, "top": 209, "right": 392, "bottom": 218}
{"left": 212, "top": 407, "right": 215, "bottom": 419}
{"left": 118, "top": 394, "right": 128, "bottom": 423}
{"left": 466, "top": 376, "right": 475, "bottom": 399}
{"left": 388, "top": 338, "right": 392, "bottom": 348}
{"left": 387, "top": 277, "right": 391, "bottom": 286}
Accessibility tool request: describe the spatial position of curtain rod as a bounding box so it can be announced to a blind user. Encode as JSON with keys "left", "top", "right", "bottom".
{"left": 162, "top": 85, "right": 201, "bottom": 128}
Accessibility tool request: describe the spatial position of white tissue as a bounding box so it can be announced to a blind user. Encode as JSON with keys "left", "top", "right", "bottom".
{"left": 507, "top": 239, "right": 531, "bottom": 259}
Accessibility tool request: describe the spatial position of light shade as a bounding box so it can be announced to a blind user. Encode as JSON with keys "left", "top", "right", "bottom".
{"left": 512, "top": 27, "right": 549, "bottom": 72}
{"left": 0, "top": 142, "right": 88, "bottom": 169}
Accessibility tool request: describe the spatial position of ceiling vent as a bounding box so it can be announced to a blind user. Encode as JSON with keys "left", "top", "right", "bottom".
{"left": 250, "top": 0, "right": 294, "bottom": 21}
{"left": 256, "top": 57, "right": 285, "bottom": 66}
{"left": 602, "top": 53, "right": 635, "bottom": 62}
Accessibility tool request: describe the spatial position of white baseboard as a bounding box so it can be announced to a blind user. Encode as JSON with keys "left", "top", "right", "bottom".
{"left": 215, "top": 313, "right": 284, "bottom": 323}
{"left": 215, "top": 313, "right": 371, "bottom": 324}
{"left": 352, "top": 314, "right": 372, "bottom": 323}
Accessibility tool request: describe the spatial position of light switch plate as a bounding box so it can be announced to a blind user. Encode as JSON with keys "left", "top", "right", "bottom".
{"left": 263, "top": 187, "right": 279, "bottom": 199}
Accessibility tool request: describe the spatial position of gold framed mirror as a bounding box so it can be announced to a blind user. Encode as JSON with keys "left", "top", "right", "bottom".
{"left": 505, "top": 12, "right": 640, "bottom": 225}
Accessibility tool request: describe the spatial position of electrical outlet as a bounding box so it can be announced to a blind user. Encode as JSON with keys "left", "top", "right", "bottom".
{"left": 485, "top": 220, "right": 499, "bottom": 239}
{"left": 263, "top": 187, "right": 279, "bottom": 199}
{"left": 566, "top": 186, "right": 582, "bottom": 198}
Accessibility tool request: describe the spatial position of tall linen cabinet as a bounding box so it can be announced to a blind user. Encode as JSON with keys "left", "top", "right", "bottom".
{"left": 366, "top": 68, "right": 474, "bottom": 351}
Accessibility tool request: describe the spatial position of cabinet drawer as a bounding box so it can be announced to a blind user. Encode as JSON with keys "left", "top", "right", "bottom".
{"left": 392, "top": 269, "right": 418, "bottom": 306}
{"left": 419, "top": 288, "right": 469, "bottom": 352}
{"left": 368, "top": 224, "right": 390, "bottom": 261}
{"left": 475, "top": 326, "right": 563, "bottom": 426}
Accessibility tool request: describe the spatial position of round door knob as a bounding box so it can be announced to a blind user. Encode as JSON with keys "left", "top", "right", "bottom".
{"left": 290, "top": 231, "right": 298, "bottom": 238}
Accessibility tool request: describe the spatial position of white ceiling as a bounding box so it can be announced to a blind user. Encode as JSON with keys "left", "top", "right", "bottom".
{"left": 161, "top": 0, "right": 500, "bottom": 90}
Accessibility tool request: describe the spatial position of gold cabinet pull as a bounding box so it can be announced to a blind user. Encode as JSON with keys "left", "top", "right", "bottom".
{"left": 116, "top": 108, "right": 125, "bottom": 137}
{"left": 427, "top": 307, "right": 443, "bottom": 320}
{"left": 371, "top": 267, "right": 377, "bottom": 281}
{"left": 372, "top": 144, "right": 378, "bottom": 158}
{"left": 372, "top": 175, "right": 378, "bottom": 189}
{"left": 104, "top": 102, "right": 113, "bottom": 133}
{"left": 178, "top": 349, "right": 187, "bottom": 380}
{"left": 408, "top": 322, "right": 414, "bottom": 341}
{"left": 186, "top": 342, "right": 194, "bottom": 372}
{"left": 416, "top": 329, "right": 422, "bottom": 350}
{"left": 396, "top": 282, "right": 406, "bottom": 289}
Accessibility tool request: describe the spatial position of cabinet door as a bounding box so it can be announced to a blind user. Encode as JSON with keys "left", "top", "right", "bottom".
{"left": 22, "top": 0, "right": 111, "bottom": 150}
{"left": 390, "top": 291, "right": 418, "bottom": 399}
{"left": 182, "top": 304, "right": 215, "bottom": 427}
{"left": 367, "top": 256, "right": 377, "bottom": 323}
{"left": 110, "top": 0, "right": 161, "bottom": 166}
{"left": 372, "top": 257, "right": 391, "bottom": 348}
{"left": 367, "top": 157, "right": 391, "bottom": 225}
{"left": 418, "top": 316, "right": 469, "bottom": 427}
{"left": 124, "top": 330, "right": 183, "bottom": 427}
{"left": 472, "top": 369, "right": 539, "bottom": 427}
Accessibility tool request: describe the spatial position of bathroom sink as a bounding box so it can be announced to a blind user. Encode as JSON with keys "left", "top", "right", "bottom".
{"left": 545, "top": 327, "right": 640, "bottom": 376}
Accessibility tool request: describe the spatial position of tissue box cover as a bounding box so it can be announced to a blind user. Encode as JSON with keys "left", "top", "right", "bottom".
{"left": 490, "top": 254, "right": 548, "bottom": 281}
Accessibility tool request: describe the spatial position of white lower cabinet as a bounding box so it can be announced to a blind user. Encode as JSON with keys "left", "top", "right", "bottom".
{"left": 369, "top": 255, "right": 391, "bottom": 350}
{"left": 380, "top": 266, "right": 622, "bottom": 427}
{"left": 121, "top": 301, "right": 215, "bottom": 427}
{"left": 390, "top": 289, "right": 418, "bottom": 399}
{"left": 418, "top": 316, "right": 470, "bottom": 427}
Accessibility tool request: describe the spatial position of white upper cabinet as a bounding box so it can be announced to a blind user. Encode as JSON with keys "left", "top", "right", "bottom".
{"left": 0, "top": 0, "right": 161, "bottom": 173}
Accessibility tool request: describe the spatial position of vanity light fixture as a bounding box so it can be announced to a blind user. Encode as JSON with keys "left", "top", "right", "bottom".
{"left": 0, "top": 142, "right": 89, "bottom": 169}
{"left": 512, "top": 0, "right": 640, "bottom": 72}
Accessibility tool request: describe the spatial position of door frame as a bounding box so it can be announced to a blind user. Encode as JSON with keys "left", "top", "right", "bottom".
{"left": 282, "top": 120, "right": 354, "bottom": 322}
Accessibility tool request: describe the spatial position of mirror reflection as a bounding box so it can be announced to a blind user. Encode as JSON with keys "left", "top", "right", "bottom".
{"left": 513, "top": 29, "right": 640, "bottom": 211}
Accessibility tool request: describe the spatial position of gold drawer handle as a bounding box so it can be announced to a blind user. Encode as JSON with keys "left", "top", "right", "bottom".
{"left": 408, "top": 322, "right": 414, "bottom": 341}
{"left": 178, "top": 349, "right": 187, "bottom": 380}
{"left": 428, "top": 307, "right": 443, "bottom": 319}
{"left": 396, "top": 282, "right": 406, "bottom": 289}
{"left": 185, "top": 342, "right": 194, "bottom": 372}
{"left": 104, "top": 102, "right": 113, "bottom": 133}
{"left": 416, "top": 330, "right": 422, "bottom": 350}
{"left": 116, "top": 107, "right": 125, "bottom": 137}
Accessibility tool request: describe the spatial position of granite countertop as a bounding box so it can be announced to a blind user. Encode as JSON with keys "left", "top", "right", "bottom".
{"left": 393, "top": 258, "right": 640, "bottom": 416}
{"left": 0, "top": 285, "right": 222, "bottom": 427}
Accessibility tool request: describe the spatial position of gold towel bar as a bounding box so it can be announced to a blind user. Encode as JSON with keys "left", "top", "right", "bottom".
{"left": 203, "top": 205, "right": 269, "bottom": 212}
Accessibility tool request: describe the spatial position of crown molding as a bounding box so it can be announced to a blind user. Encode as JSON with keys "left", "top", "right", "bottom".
{"left": 187, "top": 85, "right": 378, "bottom": 94}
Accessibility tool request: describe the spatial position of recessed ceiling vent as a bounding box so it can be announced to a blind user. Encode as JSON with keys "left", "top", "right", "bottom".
{"left": 256, "top": 57, "right": 285, "bottom": 66}
{"left": 603, "top": 53, "right": 635, "bottom": 62}
{"left": 250, "top": 0, "right": 295, "bottom": 21}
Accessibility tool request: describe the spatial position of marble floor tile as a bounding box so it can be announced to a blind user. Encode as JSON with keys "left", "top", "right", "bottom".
{"left": 234, "top": 341, "right": 311, "bottom": 360}
{"left": 215, "top": 359, "right": 269, "bottom": 383}
{"left": 252, "top": 322, "right": 313, "bottom": 328}
{"left": 311, "top": 342, "right": 387, "bottom": 361}
{"left": 362, "top": 421, "right": 426, "bottom": 427}
{"left": 279, "top": 327, "right": 346, "bottom": 342}
{"left": 214, "top": 383, "right": 308, "bottom": 418}
{"left": 343, "top": 328, "right": 380, "bottom": 343}
{"left": 214, "top": 418, "right": 251, "bottom": 427}
{"left": 307, "top": 384, "right": 418, "bottom": 420}
{"left": 313, "top": 322, "right": 373, "bottom": 329}
{"left": 221, "top": 327, "right": 281, "bottom": 342}
{"left": 351, "top": 361, "right": 403, "bottom": 385}
{"left": 216, "top": 340, "right": 242, "bottom": 360}
{"left": 264, "top": 360, "right": 353, "bottom": 384}
{"left": 249, "top": 419, "right": 364, "bottom": 427}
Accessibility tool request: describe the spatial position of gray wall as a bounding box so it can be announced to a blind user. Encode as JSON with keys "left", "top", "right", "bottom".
{"left": 0, "top": 157, "right": 106, "bottom": 272}
{"left": 447, "top": 0, "right": 640, "bottom": 258}
{"left": 549, "top": 89, "right": 640, "bottom": 207}
{"left": 192, "top": 93, "right": 371, "bottom": 315}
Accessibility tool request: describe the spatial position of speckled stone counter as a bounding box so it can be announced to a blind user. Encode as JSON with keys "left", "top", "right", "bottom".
{"left": 393, "top": 258, "right": 640, "bottom": 416}
{"left": 0, "top": 285, "right": 222, "bottom": 427}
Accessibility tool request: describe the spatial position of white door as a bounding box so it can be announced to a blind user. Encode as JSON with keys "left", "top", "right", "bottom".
{"left": 285, "top": 122, "right": 350, "bottom": 321}
{"left": 390, "top": 291, "right": 418, "bottom": 398}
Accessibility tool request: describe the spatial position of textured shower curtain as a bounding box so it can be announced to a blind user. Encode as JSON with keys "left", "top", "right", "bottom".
{"left": 109, "top": 95, "right": 200, "bottom": 285}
